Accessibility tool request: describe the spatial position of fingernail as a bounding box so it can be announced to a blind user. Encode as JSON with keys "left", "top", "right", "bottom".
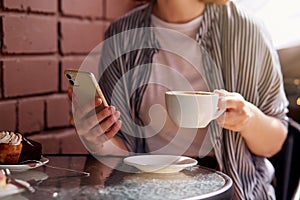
{"left": 117, "top": 120, "right": 122, "bottom": 127}
{"left": 95, "top": 98, "right": 102, "bottom": 106}
{"left": 109, "top": 106, "right": 115, "bottom": 112}
{"left": 113, "top": 111, "right": 120, "bottom": 120}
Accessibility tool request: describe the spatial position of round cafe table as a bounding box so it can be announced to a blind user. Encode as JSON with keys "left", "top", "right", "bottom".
{"left": 6, "top": 155, "right": 233, "bottom": 200}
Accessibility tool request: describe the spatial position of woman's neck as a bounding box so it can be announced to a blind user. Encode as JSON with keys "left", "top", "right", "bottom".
{"left": 153, "top": 0, "right": 205, "bottom": 23}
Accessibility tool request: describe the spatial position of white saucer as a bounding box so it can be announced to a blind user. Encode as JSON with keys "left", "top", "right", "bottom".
{"left": 124, "top": 155, "right": 197, "bottom": 173}
{"left": 0, "top": 157, "right": 49, "bottom": 172}
{"left": 0, "top": 179, "right": 29, "bottom": 198}
{"left": 13, "top": 169, "right": 49, "bottom": 182}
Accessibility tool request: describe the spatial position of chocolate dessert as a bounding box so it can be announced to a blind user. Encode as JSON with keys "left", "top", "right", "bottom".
{"left": 19, "top": 138, "right": 42, "bottom": 162}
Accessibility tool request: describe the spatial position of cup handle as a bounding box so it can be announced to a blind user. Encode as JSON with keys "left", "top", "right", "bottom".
{"left": 213, "top": 95, "right": 226, "bottom": 119}
{"left": 213, "top": 108, "right": 226, "bottom": 119}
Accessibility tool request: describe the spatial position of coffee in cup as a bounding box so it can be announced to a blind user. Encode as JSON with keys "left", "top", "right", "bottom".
{"left": 165, "top": 91, "right": 225, "bottom": 128}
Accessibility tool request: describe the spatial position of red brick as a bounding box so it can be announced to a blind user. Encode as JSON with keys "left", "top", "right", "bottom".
{"left": 3, "top": 0, "right": 57, "bottom": 13}
{"left": 3, "top": 57, "right": 59, "bottom": 97}
{"left": 106, "top": 0, "right": 140, "bottom": 20}
{"left": 46, "top": 94, "right": 71, "bottom": 128}
{"left": 103, "top": 20, "right": 111, "bottom": 32}
{"left": 28, "top": 132, "right": 60, "bottom": 154}
{"left": 0, "top": 62, "right": 3, "bottom": 99}
{"left": 59, "top": 128, "right": 88, "bottom": 154}
{"left": 18, "top": 97, "right": 45, "bottom": 134}
{"left": 3, "top": 14, "right": 57, "bottom": 54}
{"left": 0, "top": 100, "right": 17, "bottom": 132}
{"left": 60, "top": 18, "right": 105, "bottom": 54}
{"left": 61, "top": 0, "right": 103, "bottom": 18}
{"left": 28, "top": 128, "right": 88, "bottom": 154}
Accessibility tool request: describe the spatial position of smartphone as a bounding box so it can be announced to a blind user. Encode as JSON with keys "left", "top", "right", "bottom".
{"left": 64, "top": 69, "right": 109, "bottom": 110}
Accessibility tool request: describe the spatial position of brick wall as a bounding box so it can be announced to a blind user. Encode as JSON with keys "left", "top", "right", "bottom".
{"left": 0, "top": 0, "right": 140, "bottom": 154}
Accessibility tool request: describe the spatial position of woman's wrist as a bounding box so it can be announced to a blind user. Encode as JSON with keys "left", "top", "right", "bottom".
{"left": 238, "top": 102, "right": 260, "bottom": 138}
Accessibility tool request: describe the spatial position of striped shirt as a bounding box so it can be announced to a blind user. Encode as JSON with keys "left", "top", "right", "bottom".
{"left": 98, "top": 1, "right": 289, "bottom": 199}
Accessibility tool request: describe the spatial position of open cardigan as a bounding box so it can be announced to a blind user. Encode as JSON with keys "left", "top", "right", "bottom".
{"left": 98, "top": 2, "right": 289, "bottom": 199}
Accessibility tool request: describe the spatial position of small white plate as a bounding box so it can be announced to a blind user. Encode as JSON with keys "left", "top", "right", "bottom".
{"left": 0, "top": 157, "right": 49, "bottom": 172}
{"left": 0, "top": 179, "right": 29, "bottom": 198}
{"left": 124, "top": 155, "right": 197, "bottom": 173}
{"left": 13, "top": 170, "right": 49, "bottom": 182}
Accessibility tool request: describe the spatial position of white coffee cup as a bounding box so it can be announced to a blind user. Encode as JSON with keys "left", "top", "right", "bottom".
{"left": 165, "top": 91, "right": 225, "bottom": 128}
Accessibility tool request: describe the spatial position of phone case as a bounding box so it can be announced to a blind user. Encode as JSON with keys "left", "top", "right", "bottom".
{"left": 64, "top": 70, "right": 108, "bottom": 108}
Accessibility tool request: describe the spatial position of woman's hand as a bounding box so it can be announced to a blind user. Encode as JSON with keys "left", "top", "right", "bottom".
{"left": 214, "top": 89, "right": 253, "bottom": 133}
{"left": 214, "top": 89, "right": 287, "bottom": 157}
{"left": 68, "top": 87, "right": 123, "bottom": 154}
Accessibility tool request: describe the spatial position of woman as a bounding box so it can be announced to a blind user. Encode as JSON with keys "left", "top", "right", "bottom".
{"left": 71, "top": 0, "right": 288, "bottom": 199}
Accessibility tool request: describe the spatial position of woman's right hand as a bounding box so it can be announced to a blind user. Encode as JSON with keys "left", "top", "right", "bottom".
{"left": 68, "top": 87, "right": 122, "bottom": 152}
